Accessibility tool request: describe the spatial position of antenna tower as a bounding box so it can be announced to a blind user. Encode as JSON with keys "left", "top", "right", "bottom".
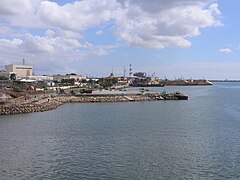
{"left": 123, "top": 66, "right": 126, "bottom": 78}
{"left": 129, "top": 64, "right": 133, "bottom": 77}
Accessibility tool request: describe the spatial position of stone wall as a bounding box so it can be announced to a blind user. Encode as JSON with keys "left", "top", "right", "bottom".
{"left": 0, "top": 99, "right": 63, "bottom": 115}
{"left": 0, "top": 95, "right": 152, "bottom": 115}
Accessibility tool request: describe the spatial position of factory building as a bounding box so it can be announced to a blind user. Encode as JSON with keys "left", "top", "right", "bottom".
{"left": 5, "top": 64, "right": 33, "bottom": 78}
{"left": 27, "top": 75, "right": 53, "bottom": 81}
{"left": 53, "top": 73, "right": 86, "bottom": 82}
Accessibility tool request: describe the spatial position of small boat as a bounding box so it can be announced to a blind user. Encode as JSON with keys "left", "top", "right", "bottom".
{"left": 80, "top": 89, "right": 93, "bottom": 94}
{"left": 155, "top": 96, "right": 164, "bottom": 100}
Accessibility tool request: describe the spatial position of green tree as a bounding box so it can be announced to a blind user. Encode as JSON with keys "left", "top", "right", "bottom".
{"left": 61, "top": 78, "right": 75, "bottom": 85}
{"left": 10, "top": 74, "right": 16, "bottom": 80}
{"left": 0, "top": 76, "right": 8, "bottom": 80}
{"left": 98, "top": 78, "right": 118, "bottom": 88}
{"left": 81, "top": 79, "right": 87, "bottom": 83}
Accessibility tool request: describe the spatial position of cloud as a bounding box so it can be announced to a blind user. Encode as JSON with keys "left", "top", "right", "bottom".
{"left": 0, "top": 0, "right": 223, "bottom": 73}
{"left": 0, "top": 0, "right": 44, "bottom": 28}
{"left": 219, "top": 48, "right": 232, "bottom": 54}
{"left": 19, "top": 29, "right": 96, "bottom": 55}
{"left": 21, "top": 33, "right": 55, "bottom": 54}
{"left": 0, "top": 0, "right": 221, "bottom": 49}
{"left": 96, "top": 30, "right": 103, "bottom": 35}
{"left": 0, "top": 0, "right": 40, "bottom": 15}
{"left": 0, "top": 38, "right": 22, "bottom": 48}
{"left": 38, "top": 0, "right": 117, "bottom": 32}
{"left": 0, "top": 27, "right": 119, "bottom": 73}
{"left": 113, "top": 0, "right": 221, "bottom": 48}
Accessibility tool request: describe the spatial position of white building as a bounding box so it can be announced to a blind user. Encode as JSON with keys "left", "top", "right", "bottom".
{"left": 5, "top": 64, "right": 33, "bottom": 78}
{"left": 27, "top": 75, "right": 53, "bottom": 81}
{"left": 53, "top": 73, "right": 86, "bottom": 82}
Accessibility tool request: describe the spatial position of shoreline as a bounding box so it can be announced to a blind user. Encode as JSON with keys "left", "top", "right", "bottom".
{"left": 0, "top": 92, "right": 188, "bottom": 115}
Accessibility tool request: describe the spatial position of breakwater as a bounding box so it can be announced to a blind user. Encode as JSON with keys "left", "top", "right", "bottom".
{"left": 163, "top": 79, "right": 212, "bottom": 86}
{"left": 0, "top": 95, "right": 151, "bottom": 115}
{"left": 0, "top": 92, "right": 188, "bottom": 115}
{"left": 0, "top": 99, "right": 63, "bottom": 115}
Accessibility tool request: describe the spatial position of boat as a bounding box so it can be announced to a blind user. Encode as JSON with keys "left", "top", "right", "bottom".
{"left": 80, "top": 89, "right": 93, "bottom": 94}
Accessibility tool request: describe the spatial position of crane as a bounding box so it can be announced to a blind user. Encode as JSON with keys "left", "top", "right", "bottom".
{"left": 151, "top": 72, "right": 156, "bottom": 80}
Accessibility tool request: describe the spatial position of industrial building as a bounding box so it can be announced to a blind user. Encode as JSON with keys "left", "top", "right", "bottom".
{"left": 5, "top": 64, "right": 33, "bottom": 78}
{"left": 27, "top": 75, "right": 53, "bottom": 81}
{"left": 53, "top": 73, "right": 86, "bottom": 82}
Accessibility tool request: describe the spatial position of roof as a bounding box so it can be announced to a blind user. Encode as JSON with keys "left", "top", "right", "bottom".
{"left": 19, "top": 79, "right": 37, "bottom": 83}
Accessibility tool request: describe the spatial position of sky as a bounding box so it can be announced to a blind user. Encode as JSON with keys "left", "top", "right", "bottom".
{"left": 0, "top": 0, "right": 240, "bottom": 79}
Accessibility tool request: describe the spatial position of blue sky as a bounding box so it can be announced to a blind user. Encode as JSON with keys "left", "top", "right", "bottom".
{"left": 0, "top": 0, "right": 240, "bottom": 79}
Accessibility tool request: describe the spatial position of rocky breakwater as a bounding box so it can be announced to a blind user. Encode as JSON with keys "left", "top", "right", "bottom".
{"left": 0, "top": 95, "right": 151, "bottom": 115}
{"left": 0, "top": 98, "right": 64, "bottom": 115}
{"left": 0, "top": 92, "right": 188, "bottom": 115}
{"left": 55, "top": 95, "right": 152, "bottom": 103}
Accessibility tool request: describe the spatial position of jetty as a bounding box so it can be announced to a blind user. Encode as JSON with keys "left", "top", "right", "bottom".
{"left": 0, "top": 90, "right": 188, "bottom": 115}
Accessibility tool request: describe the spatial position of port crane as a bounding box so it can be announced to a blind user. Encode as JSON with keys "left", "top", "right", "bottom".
{"left": 151, "top": 72, "right": 156, "bottom": 80}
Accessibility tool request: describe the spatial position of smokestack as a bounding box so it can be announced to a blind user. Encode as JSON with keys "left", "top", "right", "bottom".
{"left": 22, "top": 59, "right": 25, "bottom": 65}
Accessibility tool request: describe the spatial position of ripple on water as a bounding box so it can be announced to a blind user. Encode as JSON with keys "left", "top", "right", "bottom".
{"left": 1, "top": 84, "right": 240, "bottom": 179}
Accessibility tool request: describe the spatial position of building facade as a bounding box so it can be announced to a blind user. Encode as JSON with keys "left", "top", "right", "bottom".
{"left": 53, "top": 73, "right": 86, "bottom": 82}
{"left": 5, "top": 64, "right": 33, "bottom": 78}
{"left": 27, "top": 75, "right": 53, "bottom": 81}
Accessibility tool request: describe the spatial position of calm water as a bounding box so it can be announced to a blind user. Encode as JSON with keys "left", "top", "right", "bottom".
{"left": 1, "top": 82, "right": 240, "bottom": 179}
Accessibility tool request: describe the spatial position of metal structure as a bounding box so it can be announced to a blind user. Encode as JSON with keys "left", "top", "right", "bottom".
{"left": 129, "top": 64, "right": 133, "bottom": 77}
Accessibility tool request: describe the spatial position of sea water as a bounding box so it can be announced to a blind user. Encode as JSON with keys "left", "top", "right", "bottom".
{"left": 1, "top": 82, "right": 240, "bottom": 179}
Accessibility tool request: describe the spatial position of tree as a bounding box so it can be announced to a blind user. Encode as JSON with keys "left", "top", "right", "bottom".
{"left": 10, "top": 74, "right": 16, "bottom": 80}
{"left": 0, "top": 76, "right": 8, "bottom": 80}
{"left": 98, "top": 77, "right": 118, "bottom": 88}
{"left": 81, "top": 79, "right": 87, "bottom": 83}
{"left": 112, "top": 78, "right": 118, "bottom": 84}
{"left": 61, "top": 78, "right": 75, "bottom": 85}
